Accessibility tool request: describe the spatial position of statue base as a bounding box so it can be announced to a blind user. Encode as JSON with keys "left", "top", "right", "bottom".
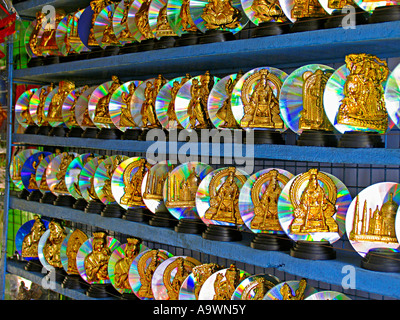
{"left": 45, "top": 267, "right": 66, "bottom": 283}
{"left": 122, "top": 129, "right": 141, "bottom": 140}
{"left": 198, "top": 30, "right": 235, "bottom": 44}
{"left": 202, "top": 224, "right": 242, "bottom": 242}
{"left": 250, "top": 233, "right": 292, "bottom": 251}
{"left": 73, "top": 198, "right": 88, "bottom": 211}
{"left": 26, "top": 190, "right": 43, "bottom": 202}
{"left": 18, "top": 189, "right": 30, "bottom": 200}
{"left": 27, "top": 56, "right": 45, "bottom": 68}
{"left": 154, "top": 36, "right": 176, "bottom": 49}
{"left": 118, "top": 42, "right": 139, "bottom": 54}
{"left": 290, "top": 17, "right": 326, "bottom": 33}
{"left": 253, "top": 130, "right": 285, "bottom": 144}
{"left": 361, "top": 248, "right": 400, "bottom": 272}
{"left": 136, "top": 38, "right": 156, "bottom": 52}
{"left": 101, "top": 203, "right": 125, "bottom": 218}
{"left": 84, "top": 199, "right": 105, "bottom": 214}
{"left": 369, "top": 5, "right": 400, "bottom": 23}
{"left": 24, "top": 260, "right": 43, "bottom": 272}
{"left": 175, "top": 218, "right": 206, "bottom": 234}
{"left": 61, "top": 274, "right": 86, "bottom": 290}
{"left": 37, "top": 125, "right": 52, "bottom": 135}
{"left": 324, "top": 8, "right": 368, "bottom": 29}
{"left": 53, "top": 194, "right": 76, "bottom": 207}
{"left": 96, "top": 128, "right": 121, "bottom": 140}
{"left": 123, "top": 207, "right": 151, "bottom": 223}
{"left": 251, "top": 21, "right": 290, "bottom": 37}
{"left": 296, "top": 130, "right": 337, "bottom": 147}
{"left": 120, "top": 292, "right": 139, "bottom": 300}
{"left": 149, "top": 211, "right": 177, "bottom": 228}
{"left": 40, "top": 192, "right": 57, "bottom": 204}
{"left": 24, "top": 124, "right": 39, "bottom": 134}
{"left": 86, "top": 284, "right": 114, "bottom": 298}
{"left": 338, "top": 131, "right": 384, "bottom": 148}
{"left": 102, "top": 45, "right": 120, "bottom": 57}
{"left": 48, "top": 125, "right": 68, "bottom": 137}
{"left": 290, "top": 240, "right": 336, "bottom": 260}
{"left": 174, "top": 32, "right": 200, "bottom": 47}
{"left": 81, "top": 127, "right": 99, "bottom": 138}
{"left": 67, "top": 126, "right": 84, "bottom": 137}
{"left": 43, "top": 55, "right": 60, "bottom": 65}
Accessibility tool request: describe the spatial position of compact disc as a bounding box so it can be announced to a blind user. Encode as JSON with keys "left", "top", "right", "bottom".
{"left": 46, "top": 152, "right": 78, "bottom": 196}
{"left": 279, "top": 0, "right": 327, "bottom": 22}
{"left": 127, "top": 0, "right": 155, "bottom": 42}
{"left": 68, "top": 9, "right": 90, "bottom": 53}
{"left": 21, "top": 151, "right": 52, "bottom": 192}
{"left": 241, "top": 0, "right": 288, "bottom": 24}
{"left": 93, "top": 4, "right": 121, "bottom": 48}
{"left": 148, "top": 0, "right": 178, "bottom": 39}
{"left": 60, "top": 228, "right": 89, "bottom": 275}
{"left": 167, "top": 0, "right": 199, "bottom": 36}
{"left": 385, "top": 62, "right": 400, "bottom": 129}
{"left": 263, "top": 279, "right": 317, "bottom": 300}
{"left": 44, "top": 84, "right": 69, "bottom": 127}
{"left": 78, "top": 155, "right": 108, "bottom": 202}
{"left": 35, "top": 153, "right": 58, "bottom": 194}
{"left": 29, "top": 85, "right": 55, "bottom": 126}
{"left": 353, "top": 0, "right": 399, "bottom": 12}
{"left": 55, "top": 14, "right": 72, "bottom": 56}
{"left": 130, "top": 78, "right": 155, "bottom": 128}
{"left": 231, "top": 273, "right": 280, "bottom": 300}
{"left": 113, "top": 0, "right": 136, "bottom": 43}
{"left": 305, "top": 291, "right": 352, "bottom": 300}
{"left": 10, "top": 149, "right": 39, "bottom": 191}
{"left": 15, "top": 88, "right": 37, "bottom": 128}
{"left": 75, "top": 85, "right": 97, "bottom": 129}
{"left": 62, "top": 86, "right": 90, "bottom": 129}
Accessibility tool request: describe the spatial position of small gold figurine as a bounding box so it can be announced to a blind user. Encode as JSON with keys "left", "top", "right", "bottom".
{"left": 120, "top": 82, "right": 138, "bottom": 127}
{"left": 280, "top": 279, "right": 307, "bottom": 300}
{"left": 68, "top": 85, "right": 90, "bottom": 127}
{"left": 135, "top": 0, "right": 154, "bottom": 39}
{"left": 94, "top": 75, "right": 123, "bottom": 124}
{"left": 37, "top": 10, "right": 66, "bottom": 52}
{"left": 114, "top": 238, "right": 142, "bottom": 289}
{"left": 88, "top": 0, "right": 114, "bottom": 46}
{"left": 166, "top": 167, "right": 201, "bottom": 207}
{"left": 27, "top": 154, "right": 43, "bottom": 190}
{"left": 101, "top": 9, "right": 120, "bottom": 45}
{"left": 121, "top": 158, "right": 151, "bottom": 206}
{"left": 84, "top": 231, "right": 112, "bottom": 282}
{"left": 12, "top": 156, "right": 22, "bottom": 181}
{"left": 43, "top": 220, "right": 67, "bottom": 269}
{"left": 251, "top": 0, "right": 287, "bottom": 22}
{"left": 289, "top": 169, "right": 338, "bottom": 234}
{"left": 291, "top": 0, "right": 326, "bottom": 19}
{"left": 201, "top": 0, "right": 242, "bottom": 30}
{"left": 141, "top": 75, "right": 166, "bottom": 128}
{"left": 67, "top": 11, "right": 82, "bottom": 45}
{"left": 155, "top": 3, "right": 177, "bottom": 38}
{"left": 213, "top": 264, "right": 245, "bottom": 300}
{"left": 337, "top": 53, "right": 389, "bottom": 133}
{"left": 143, "top": 169, "right": 169, "bottom": 201}
{"left": 47, "top": 81, "right": 76, "bottom": 123}
{"left": 22, "top": 215, "right": 46, "bottom": 258}
{"left": 66, "top": 229, "right": 88, "bottom": 275}
{"left": 29, "top": 12, "right": 45, "bottom": 56}
{"left": 180, "top": 0, "right": 198, "bottom": 32}
{"left": 37, "top": 84, "right": 55, "bottom": 126}
{"left": 241, "top": 276, "right": 276, "bottom": 300}
{"left": 168, "top": 75, "right": 191, "bottom": 129}
{"left": 118, "top": 0, "right": 136, "bottom": 41}
{"left": 328, "top": 0, "right": 353, "bottom": 9}
{"left": 192, "top": 263, "right": 223, "bottom": 299}
{"left": 54, "top": 152, "right": 76, "bottom": 193}
{"left": 102, "top": 156, "right": 125, "bottom": 202}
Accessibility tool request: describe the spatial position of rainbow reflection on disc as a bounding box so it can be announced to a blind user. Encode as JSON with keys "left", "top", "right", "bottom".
{"left": 44, "top": 85, "right": 67, "bottom": 128}
{"left": 279, "top": 64, "right": 335, "bottom": 135}
{"left": 277, "top": 170, "right": 351, "bottom": 243}
{"left": 46, "top": 152, "right": 78, "bottom": 196}
{"left": 196, "top": 167, "right": 249, "bottom": 228}
{"left": 35, "top": 153, "right": 57, "bottom": 193}
{"left": 149, "top": 0, "right": 178, "bottom": 39}
{"left": 68, "top": 9, "right": 90, "bottom": 53}
{"left": 75, "top": 85, "right": 97, "bottom": 129}
{"left": 60, "top": 228, "right": 89, "bottom": 275}
{"left": 10, "top": 149, "right": 39, "bottom": 191}
{"left": 24, "top": 20, "right": 37, "bottom": 58}
{"left": 128, "top": 248, "right": 174, "bottom": 300}
{"left": 127, "top": 0, "right": 152, "bottom": 42}
{"left": 353, "top": 0, "right": 399, "bottom": 12}
{"left": 62, "top": 86, "right": 90, "bottom": 129}
{"left": 94, "top": 4, "right": 121, "bottom": 48}
{"left": 241, "top": 0, "right": 289, "bottom": 24}
{"left": 231, "top": 274, "right": 280, "bottom": 300}
{"left": 76, "top": 235, "right": 122, "bottom": 284}
{"left": 21, "top": 152, "right": 52, "bottom": 192}
{"left": 55, "top": 14, "right": 71, "bottom": 56}
{"left": 113, "top": 0, "right": 136, "bottom": 43}
{"left": 15, "top": 88, "right": 37, "bottom": 128}
{"left": 167, "top": 0, "right": 199, "bottom": 36}
{"left": 279, "top": 0, "right": 327, "bottom": 22}
{"left": 305, "top": 291, "right": 352, "bottom": 300}
{"left": 130, "top": 78, "right": 155, "bottom": 128}
{"left": 109, "top": 80, "right": 143, "bottom": 131}
{"left": 78, "top": 155, "right": 108, "bottom": 202}
{"left": 385, "top": 63, "right": 400, "bottom": 129}
{"left": 164, "top": 161, "right": 214, "bottom": 220}
{"left": 29, "top": 85, "right": 54, "bottom": 126}
{"left": 239, "top": 168, "right": 294, "bottom": 234}
{"left": 263, "top": 280, "right": 318, "bottom": 300}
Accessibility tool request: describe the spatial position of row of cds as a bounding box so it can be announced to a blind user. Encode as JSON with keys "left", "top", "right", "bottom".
{"left": 15, "top": 57, "right": 400, "bottom": 138}
{"left": 15, "top": 218, "right": 351, "bottom": 300}
{"left": 11, "top": 148, "right": 400, "bottom": 260}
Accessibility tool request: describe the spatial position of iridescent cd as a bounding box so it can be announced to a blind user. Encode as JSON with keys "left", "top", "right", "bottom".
{"left": 65, "top": 153, "right": 99, "bottom": 200}
{"left": 75, "top": 85, "right": 97, "bottom": 129}
{"left": 55, "top": 14, "right": 71, "bottom": 56}
{"left": 318, "top": 0, "right": 354, "bottom": 14}
{"left": 305, "top": 291, "right": 351, "bottom": 300}
{"left": 208, "top": 72, "right": 243, "bottom": 130}
{"left": 239, "top": 168, "right": 294, "bottom": 234}
{"left": 323, "top": 63, "right": 393, "bottom": 134}
{"left": 35, "top": 153, "right": 57, "bottom": 193}
{"left": 127, "top": 0, "right": 155, "bottom": 42}
{"left": 148, "top": 0, "right": 178, "bottom": 39}
{"left": 60, "top": 228, "right": 89, "bottom": 275}
{"left": 94, "top": 4, "right": 122, "bottom": 48}
{"left": 62, "top": 86, "right": 90, "bottom": 129}
{"left": 263, "top": 279, "right": 317, "bottom": 300}
{"left": 164, "top": 161, "right": 214, "bottom": 220}
{"left": 108, "top": 240, "right": 148, "bottom": 294}
{"left": 76, "top": 234, "right": 122, "bottom": 284}
{"left": 128, "top": 248, "right": 174, "bottom": 300}
{"left": 167, "top": 0, "right": 199, "bottom": 36}
{"left": 44, "top": 85, "right": 68, "bottom": 128}
{"left": 175, "top": 74, "right": 220, "bottom": 129}
{"left": 15, "top": 217, "right": 49, "bottom": 261}
{"left": 21, "top": 152, "right": 52, "bottom": 192}
{"left": 109, "top": 80, "right": 143, "bottom": 131}
{"left": 78, "top": 155, "right": 108, "bottom": 202}
{"left": 241, "top": 0, "right": 289, "bottom": 24}
{"left": 94, "top": 154, "right": 129, "bottom": 205}
{"left": 68, "top": 9, "right": 90, "bottom": 53}
{"left": 347, "top": 182, "right": 400, "bottom": 257}
{"left": 78, "top": 5, "right": 100, "bottom": 48}
{"left": 155, "top": 76, "right": 191, "bottom": 130}
{"left": 385, "top": 63, "right": 400, "bottom": 129}
{"left": 15, "top": 88, "right": 37, "bottom": 128}
{"left": 130, "top": 78, "right": 155, "bottom": 128}
{"left": 10, "top": 149, "right": 39, "bottom": 190}
{"left": 277, "top": 169, "right": 351, "bottom": 243}
{"left": 353, "top": 0, "right": 399, "bottom": 12}
{"left": 189, "top": 0, "right": 249, "bottom": 33}
{"left": 46, "top": 152, "right": 78, "bottom": 196}
{"left": 231, "top": 273, "right": 280, "bottom": 300}
{"left": 196, "top": 167, "right": 249, "bottom": 228}
{"left": 29, "top": 85, "right": 54, "bottom": 126}
{"left": 197, "top": 266, "right": 250, "bottom": 300}
{"left": 113, "top": 0, "right": 136, "bottom": 43}
{"left": 24, "top": 20, "right": 37, "bottom": 58}
{"left": 142, "top": 160, "right": 177, "bottom": 214}
{"left": 151, "top": 256, "right": 201, "bottom": 300}
{"left": 279, "top": 64, "right": 335, "bottom": 135}
{"left": 279, "top": 0, "right": 327, "bottom": 22}
{"left": 231, "top": 66, "right": 288, "bottom": 132}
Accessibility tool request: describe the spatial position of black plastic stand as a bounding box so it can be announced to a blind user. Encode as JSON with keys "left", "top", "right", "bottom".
{"left": 290, "top": 240, "right": 336, "bottom": 260}
{"left": 175, "top": 218, "right": 206, "bottom": 234}
{"left": 136, "top": 39, "right": 156, "bottom": 52}
{"left": 24, "top": 124, "right": 39, "bottom": 134}
{"left": 361, "top": 248, "right": 400, "bottom": 272}
{"left": 148, "top": 211, "right": 177, "bottom": 228}
{"left": 251, "top": 233, "right": 292, "bottom": 251}
{"left": 18, "top": 189, "right": 30, "bottom": 200}
{"left": 26, "top": 190, "right": 43, "bottom": 202}
{"left": 73, "top": 198, "right": 88, "bottom": 210}
{"left": 121, "top": 129, "right": 141, "bottom": 140}
{"left": 198, "top": 30, "right": 235, "bottom": 44}
{"left": 40, "top": 192, "right": 57, "bottom": 204}
{"left": 101, "top": 203, "right": 125, "bottom": 218}
{"left": 153, "top": 36, "right": 176, "bottom": 49}
{"left": 96, "top": 128, "right": 121, "bottom": 140}
{"left": 118, "top": 42, "right": 139, "bottom": 54}
{"left": 37, "top": 125, "right": 52, "bottom": 135}
{"left": 84, "top": 199, "right": 105, "bottom": 214}
{"left": 86, "top": 284, "right": 114, "bottom": 298}
{"left": 53, "top": 194, "right": 76, "bottom": 207}
{"left": 24, "top": 260, "right": 43, "bottom": 272}
{"left": 253, "top": 130, "right": 285, "bottom": 144}
{"left": 251, "top": 21, "right": 291, "bottom": 37}
{"left": 123, "top": 207, "right": 151, "bottom": 223}
{"left": 202, "top": 224, "right": 242, "bottom": 242}
{"left": 338, "top": 131, "right": 384, "bottom": 148}
{"left": 120, "top": 293, "right": 139, "bottom": 300}
{"left": 67, "top": 126, "right": 84, "bottom": 137}
{"left": 48, "top": 125, "right": 68, "bottom": 137}
{"left": 46, "top": 267, "right": 66, "bottom": 283}
{"left": 61, "top": 274, "right": 86, "bottom": 290}
{"left": 174, "top": 32, "right": 200, "bottom": 47}
{"left": 296, "top": 130, "right": 338, "bottom": 147}
{"left": 27, "top": 57, "right": 45, "bottom": 68}
{"left": 81, "top": 127, "right": 99, "bottom": 138}
{"left": 369, "top": 5, "right": 400, "bottom": 23}
{"left": 289, "top": 17, "right": 326, "bottom": 33}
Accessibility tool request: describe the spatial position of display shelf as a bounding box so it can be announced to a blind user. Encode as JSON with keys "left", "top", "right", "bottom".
{"left": 14, "top": 0, "right": 92, "bottom": 18}
{"left": 9, "top": 196, "right": 400, "bottom": 299}
{"left": 13, "top": 20, "right": 400, "bottom": 85}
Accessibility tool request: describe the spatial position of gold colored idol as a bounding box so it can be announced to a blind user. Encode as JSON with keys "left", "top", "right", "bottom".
{"left": 180, "top": 0, "right": 198, "bottom": 32}
{"left": 94, "top": 75, "right": 122, "bottom": 124}
{"left": 142, "top": 75, "right": 167, "bottom": 128}
{"left": 12, "top": 156, "right": 22, "bottom": 181}
{"left": 20, "top": 106, "right": 35, "bottom": 126}
{"left": 137, "top": 249, "right": 170, "bottom": 298}
{"left": 54, "top": 152, "right": 76, "bottom": 193}
{"left": 28, "top": 154, "right": 44, "bottom": 190}
{"left": 168, "top": 74, "right": 191, "bottom": 128}
{"left": 251, "top": 169, "right": 289, "bottom": 231}
{"left": 21, "top": 215, "right": 46, "bottom": 258}
{"left": 121, "top": 158, "right": 151, "bottom": 206}
{"left": 120, "top": 82, "right": 138, "bottom": 127}
{"left": 291, "top": 0, "right": 326, "bottom": 19}
{"left": 337, "top": 54, "right": 389, "bottom": 132}
{"left": 47, "top": 81, "right": 76, "bottom": 123}
{"left": 37, "top": 84, "right": 55, "bottom": 126}
{"left": 84, "top": 231, "right": 112, "bottom": 282}
{"left": 135, "top": 0, "right": 155, "bottom": 39}
{"left": 241, "top": 276, "right": 276, "bottom": 300}
{"left": 66, "top": 229, "right": 88, "bottom": 275}
{"left": 143, "top": 167, "right": 170, "bottom": 201}
{"left": 251, "top": 0, "right": 287, "bottom": 22}
{"left": 240, "top": 69, "right": 284, "bottom": 129}
{"left": 349, "top": 194, "right": 398, "bottom": 244}
{"left": 88, "top": 0, "right": 114, "bottom": 46}
{"left": 213, "top": 264, "right": 244, "bottom": 300}
{"left": 205, "top": 167, "right": 246, "bottom": 225}
{"left": 201, "top": 0, "right": 242, "bottom": 30}
{"left": 155, "top": 3, "right": 177, "bottom": 38}
{"left": 87, "top": 155, "right": 107, "bottom": 200}
{"left": 299, "top": 69, "right": 333, "bottom": 131}
{"left": 67, "top": 11, "right": 81, "bottom": 45}
{"left": 280, "top": 279, "right": 307, "bottom": 300}
{"left": 289, "top": 169, "right": 338, "bottom": 234}
{"left": 118, "top": 0, "right": 136, "bottom": 41}
{"left": 102, "top": 155, "right": 125, "bottom": 202}
{"left": 43, "top": 220, "right": 67, "bottom": 268}
{"left": 192, "top": 263, "right": 223, "bottom": 299}
{"left": 68, "top": 85, "right": 90, "bottom": 127}
{"left": 328, "top": 0, "right": 353, "bottom": 9}
{"left": 73, "top": 153, "right": 95, "bottom": 197}
{"left": 37, "top": 9, "right": 66, "bottom": 52}
{"left": 29, "top": 12, "right": 45, "bottom": 56}
{"left": 114, "top": 237, "right": 142, "bottom": 289}
{"left": 101, "top": 9, "right": 119, "bottom": 45}
{"left": 166, "top": 167, "right": 201, "bottom": 207}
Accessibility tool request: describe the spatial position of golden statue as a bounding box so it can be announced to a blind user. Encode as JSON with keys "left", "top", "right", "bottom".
{"left": 251, "top": 169, "right": 289, "bottom": 231}
{"left": 155, "top": 3, "right": 177, "bottom": 38}
{"left": 37, "top": 84, "right": 55, "bottom": 126}
{"left": 81, "top": 92, "right": 96, "bottom": 127}
{"left": 141, "top": 75, "right": 167, "bottom": 128}
{"left": 87, "top": 156, "right": 107, "bottom": 200}
{"left": 102, "top": 156, "right": 124, "bottom": 202}
{"left": 137, "top": 249, "right": 170, "bottom": 298}
{"left": 328, "top": 0, "right": 353, "bottom": 9}
{"left": 54, "top": 152, "right": 75, "bottom": 193}
{"left": 84, "top": 231, "right": 112, "bottom": 282}
{"left": 192, "top": 263, "right": 223, "bottom": 299}
{"left": 204, "top": 167, "right": 246, "bottom": 225}
{"left": 289, "top": 169, "right": 338, "bottom": 234}
{"left": 67, "top": 11, "right": 81, "bottom": 45}
{"left": 37, "top": 10, "right": 66, "bottom": 52}
{"left": 349, "top": 194, "right": 398, "bottom": 243}
{"left": 114, "top": 238, "right": 142, "bottom": 289}
{"left": 216, "top": 72, "right": 242, "bottom": 128}
{"left": 166, "top": 167, "right": 201, "bottom": 207}
{"left": 68, "top": 85, "right": 89, "bottom": 127}
{"left": 43, "top": 220, "right": 67, "bottom": 269}
{"left": 251, "top": 0, "right": 287, "bottom": 22}
{"left": 101, "top": 9, "right": 120, "bottom": 45}
{"left": 180, "top": 0, "right": 197, "bottom": 32}
{"left": 143, "top": 169, "right": 169, "bottom": 201}
{"left": 66, "top": 229, "right": 88, "bottom": 275}
{"left": 213, "top": 264, "right": 245, "bottom": 300}
{"left": 201, "top": 0, "right": 242, "bottom": 30}
{"left": 47, "top": 81, "right": 76, "bottom": 123}
{"left": 29, "top": 12, "right": 45, "bottom": 56}
{"left": 135, "top": 0, "right": 154, "bottom": 39}
{"left": 118, "top": 0, "right": 135, "bottom": 41}
{"left": 240, "top": 69, "right": 284, "bottom": 129}
{"left": 241, "top": 276, "right": 276, "bottom": 300}
{"left": 21, "top": 215, "right": 46, "bottom": 258}
{"left": 20, "top": 106, "right": 35, "bottom": 126}
{"left": 291, "top": 0, "right": 326, "bottom": 19}
{"left": 280, "top": 279, "right": 307, "bottom": 300}
{"left": 94, "top": 75, "right": 122, "bottom": 124}
{"left": 168, "top": 75, "right": 190, "bottom": 128}
{"left": 88, "top": 0, "right": 114, "bottom": 46}
{"left": 337, "top": 54, "right": 389, "bottom": 133}
{"left": 120, "top": 82, "right": 138, "bottom": 127}
{"left": 27, "top": 154, "right": 43, "bottom": 190}
{"left": 299, "top": 69, "right": 333, "bottom": 131}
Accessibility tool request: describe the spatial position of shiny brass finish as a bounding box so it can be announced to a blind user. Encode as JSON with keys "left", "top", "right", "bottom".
{"left": 251, "top": 0, "right": 287, "bottom": 22}
{"left": 102, "top": 155, "right": 125, "bottom": 202}
{"left": 142, "top": 75, "right": 167, "bottom": 128}
{"left": 54, "top": 152, "right": 76, "bottom": 193}
{"left": 120, "top": 82, "right": 138, "bottom": 127}
{"left": 47, "top": 81, "right": 76, "bottom": 123}
{"left": 291, "top": 0, "right": 326, "bottom": 19}
{"left": 84, "top": 231, "right": 112, "bottom": 282}
{"left": 43, "top": 220, "right": 67, "bottom": 268}
{"left": 213, "top": 264, "right": 246, "bottom": 300}
{"left": 201, "top": 0, "right": 242, "bottom": 30}
{"left": 37, "top": 84, "right": 55, "bottom": 126}
{"left": 37, "top": 10, "right": 66, "bottom": 52}
{"left": 68, "top": 85, "right": 89, "bottom": 127}
{"left": 280, "top": 279, "right": 307, "bottom": 300}
{"left": 136, "top": 0, "right": 155, "bottom": 39}
{"left": 192, "top": 263, "right": 223, "bottom": 299}
{"left": 114, "top": 237, "right": 142, "bottom": 289}
{"left": 88, "top": 0, "right": 114, "bottom": 46}
{"left": 28, "top": 154, "right": 44, "bottom": 190}
{"left": 94, "top": 75, "right": 122, "bottom": 124}
{"left": 166, "top": 166, "right": 201, "bottom": 207}
{"left": 180, "top": 0, "right": 198, "bottom": 32}
{"left": 241, "top": 276, "right": 276, "bottom": 300}
{"left": 168, "top": 74, "right": 191, "bottom": 128}
{"left": 101, "top": 9, "right": 119, "bottom": 45}
{"left": 121, "top": 158, "right": 151, "bottom": 206}
{"left": 66, "top": 229, "right": 88, "bottom": 275}
{"left": 155, "top": 3, "right": 177, "bottom": 37}
{"left": 21, "top": 215, "right": 46, "bottom": 258}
